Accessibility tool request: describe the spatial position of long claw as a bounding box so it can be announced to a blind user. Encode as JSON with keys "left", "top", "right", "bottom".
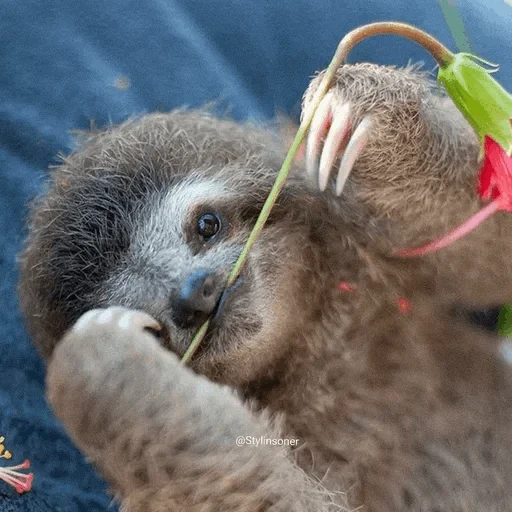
{"left": 305, "top": 92, "right": 334, "bottom": 182}
{"left": 318, "top": 102, "right": 351, "bottom": 191}
{"left": 336, "top": 116, "right": 373, "bottom": 196}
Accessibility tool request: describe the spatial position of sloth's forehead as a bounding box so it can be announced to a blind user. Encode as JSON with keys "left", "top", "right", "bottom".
{"left": 164, "top": 178, "right": 230, "bottom": 218}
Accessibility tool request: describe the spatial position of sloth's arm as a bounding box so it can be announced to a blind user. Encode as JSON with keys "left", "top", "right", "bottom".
{"left": 302, "top": 63, "right": 512, "bottom": 306}
{"left": 46, "top": 307, "right": 342, "bottom": 512}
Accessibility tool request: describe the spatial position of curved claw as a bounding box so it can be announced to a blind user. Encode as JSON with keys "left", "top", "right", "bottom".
{"left": 318, "top": 102, "right": 351, "bottom": 191}
{"left": 335, "top": 116, "right": 373, "bottom": 196}
{"left": 304, "top": 89, "right": 374, "bottom": 196}
{"left": 305, "top": 91, "right": 334, "bottom": 182}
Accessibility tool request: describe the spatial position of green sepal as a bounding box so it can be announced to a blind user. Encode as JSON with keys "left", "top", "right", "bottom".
{"left": 438, "top": 53, "right": 512, "bottom": 154}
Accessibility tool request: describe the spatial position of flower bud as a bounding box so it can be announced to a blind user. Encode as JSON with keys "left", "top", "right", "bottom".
{"left": 437, "top": 53, "right": 512, "bottom": 154}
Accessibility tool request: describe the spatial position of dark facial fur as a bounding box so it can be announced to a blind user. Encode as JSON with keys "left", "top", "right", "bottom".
{"left": 18, "top": 65, "right": 512, "bottom": 511}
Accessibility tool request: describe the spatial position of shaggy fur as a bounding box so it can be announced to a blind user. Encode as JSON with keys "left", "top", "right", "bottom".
{"left": 18, "top": 63, "right": 512, "bottom": 511}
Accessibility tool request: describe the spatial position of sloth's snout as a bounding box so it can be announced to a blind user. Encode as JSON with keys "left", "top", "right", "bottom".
{"left": 171, "top": 271, "right": 221, "bottom": 329}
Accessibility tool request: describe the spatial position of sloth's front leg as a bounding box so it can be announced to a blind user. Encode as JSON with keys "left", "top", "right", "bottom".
{"left": 302, "top": 63, "right": 512, "bottom": 305}
{"left": 47, "top": 307, "right": 342, "bottom": 512}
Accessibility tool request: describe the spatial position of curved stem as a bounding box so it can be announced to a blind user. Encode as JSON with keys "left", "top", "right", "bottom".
{"left": 329, "top": 22, "right": 452, "bottom": 72}
{"left": 181, "top": 22, "right": 454, "bottom": 364}
{"left": 304, "top": 24, "right": 454, "bottom": 173}
{"left": 319, "top": 23, "right": 453, "bottom": 110}
{"left": 394, "top": 200, "right": 500, "bottom": 257}
{"left": 181, "top": 78, "right": 320, "bottom": 364}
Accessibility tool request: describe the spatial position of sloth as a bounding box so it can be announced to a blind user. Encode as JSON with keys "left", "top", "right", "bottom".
{"left": 18, "top": 63, "right": 512, "bottom": 511}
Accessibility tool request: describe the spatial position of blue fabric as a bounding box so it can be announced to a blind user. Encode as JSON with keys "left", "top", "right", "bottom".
{"left": 1, "top": 1, "right": 511, "bottom": 510}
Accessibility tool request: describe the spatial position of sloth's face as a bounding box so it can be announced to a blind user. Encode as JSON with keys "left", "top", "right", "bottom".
{"left": 95, "top": 176, "right": 314, "bottom": 383}
{"left": 21, "top": 113, "right": 340, "bottom": 384}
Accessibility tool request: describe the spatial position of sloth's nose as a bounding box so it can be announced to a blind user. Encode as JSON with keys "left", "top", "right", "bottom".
{"left": 171, "top": 271, "right": 220, "bottom": 329}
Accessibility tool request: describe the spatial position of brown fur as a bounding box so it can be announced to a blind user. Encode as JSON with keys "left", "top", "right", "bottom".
{"left": 18, "top": 63, "right": 512, "bottom": 511}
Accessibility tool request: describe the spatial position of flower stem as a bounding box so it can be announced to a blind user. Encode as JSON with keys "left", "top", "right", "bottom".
{"left": 180, "top": 76, "right": 325, "bottom": 364}
{"left": 180, "top": 319, "right": 210, "bottom": 365}
{"left": 323, "top": 22, "right": 453, "bottom": 82}
{"left": 395, "top": 200, "right": 500, "bottom": 257}
{"left": 180, "top": 22, "right": 454, "bottom": 364}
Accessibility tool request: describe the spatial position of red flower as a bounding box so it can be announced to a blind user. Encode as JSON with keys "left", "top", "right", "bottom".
{"left": 396, "top": 134, "right": 512, "bottom": 257}
{"left": 478, "top": 135, "right": 512, "bottom": 210}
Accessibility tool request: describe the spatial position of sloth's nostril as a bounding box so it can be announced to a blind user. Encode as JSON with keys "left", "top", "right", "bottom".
{"left": 202, "top": 283, "right": 213, "bottom": 297}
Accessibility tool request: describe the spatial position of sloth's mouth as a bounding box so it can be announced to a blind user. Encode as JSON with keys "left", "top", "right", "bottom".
{"left": 180, "top": 276, "right": 246, "bottom": 359}
{"left": 152, "top": 276, "right": 246, "bottom": 358}
{"left": 211, "top": 276, "right": 244, "bottom": 324}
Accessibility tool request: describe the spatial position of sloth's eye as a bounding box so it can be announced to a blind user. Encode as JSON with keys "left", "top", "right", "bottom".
{"left": 197, "top": 213, "right": 221, "bottom": 240}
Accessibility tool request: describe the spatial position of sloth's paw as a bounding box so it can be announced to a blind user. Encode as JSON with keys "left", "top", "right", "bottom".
{"left": 47, "top": 306, "right": 163, "bottom": 416}
{"left": 303, "top": 89, "right": 374, "bottom": 196}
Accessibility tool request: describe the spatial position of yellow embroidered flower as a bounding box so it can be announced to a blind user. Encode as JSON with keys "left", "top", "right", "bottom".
{"left": 0, "top": 438, "right": 12, "bottom": 460}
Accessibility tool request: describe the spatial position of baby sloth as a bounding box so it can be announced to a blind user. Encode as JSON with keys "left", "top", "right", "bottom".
{"left": 18, "top": 63, "right": 512, "bottom": 512}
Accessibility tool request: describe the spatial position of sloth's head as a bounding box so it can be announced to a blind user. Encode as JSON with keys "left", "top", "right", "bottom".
{"left": 19, "top": 112, "right": 365, "bottom": 384}
{"left": 20, "top": 109, "right": 512, "bottom": 386}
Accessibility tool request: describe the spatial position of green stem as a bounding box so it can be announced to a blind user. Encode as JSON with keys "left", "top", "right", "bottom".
{"left": 438, "top": 0, "right": 472, "bottom": 53}
{"left": 180, "top": 71, "right": 335, "bottom": 365}
{"left": 180, "top": 320, "right": 210, "bottom": 364}
{"left": 180, "top": 22, "right": 455, "bottom": 364}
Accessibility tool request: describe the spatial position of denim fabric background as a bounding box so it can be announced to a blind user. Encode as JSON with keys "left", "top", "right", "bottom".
{"left": 1, "top": 1, "right": 511, "bottom": 510}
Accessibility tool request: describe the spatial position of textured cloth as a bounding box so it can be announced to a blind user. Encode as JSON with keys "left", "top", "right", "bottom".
{"left": 1, "top": 1, "right": 511, "bottom": 510}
